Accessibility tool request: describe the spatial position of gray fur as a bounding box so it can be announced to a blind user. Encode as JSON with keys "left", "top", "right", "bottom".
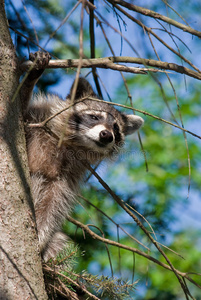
{"left": 21, "top": 53, "right": 144, "bottom": 261}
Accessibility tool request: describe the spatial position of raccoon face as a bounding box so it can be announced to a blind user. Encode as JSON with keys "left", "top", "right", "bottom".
{"left": 62, "top": 77, "right": 144, "bottom": 155}
{"left": 68, "top": 110, "right": 118, "bottom": 152}
{"left": 68, "top": 108, "right": 143, "bottom": 154}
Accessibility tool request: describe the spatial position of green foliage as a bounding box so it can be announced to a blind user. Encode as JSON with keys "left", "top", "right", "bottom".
{"left": 44, "top": 243, "right": 137, "bottom": 299}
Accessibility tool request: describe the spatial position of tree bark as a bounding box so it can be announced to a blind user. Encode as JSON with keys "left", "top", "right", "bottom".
{"left": 0, "top": 1, "right": 47, "bottom": 299}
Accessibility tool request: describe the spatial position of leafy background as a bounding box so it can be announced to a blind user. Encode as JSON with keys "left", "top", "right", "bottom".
{"left": 6, "top": 0, "right": 201, "bottom": 298}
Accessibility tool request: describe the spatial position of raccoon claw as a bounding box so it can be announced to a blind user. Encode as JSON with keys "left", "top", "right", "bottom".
{"left": 29, "top": 51, "right": 51, "bottom": 70}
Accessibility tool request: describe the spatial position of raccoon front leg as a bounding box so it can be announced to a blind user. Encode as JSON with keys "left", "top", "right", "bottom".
{"left": 20, "top": 51, "right": 51, "bottom": 114}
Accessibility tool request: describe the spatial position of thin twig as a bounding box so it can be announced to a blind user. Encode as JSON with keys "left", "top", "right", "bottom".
{"left": 87, "top": 224, "right": 114, "bottom": 276}
{"left": 147, "top": 28, "right": 191, "bottom": 198}
{"left": 78, "top": 194, "right": 150, "bottom": 250}
{"left": 57, "top": 0, "right": 85, "bottom": 148}
{"left": 9, "top": 26, "right": 48, "bottom": 56}
{"left": 161, "top": 0, "right": 190, "bottom": 27}
{"left": 44, "top": 1, "right": 81, "bottom": 48}
{"left": 106, "top": 0, "right": 201, "bottom": 38}
{"left": 67, "top": 216, "right": 201, "bottom": 290}
{"left": 110, "top": 2, "right": 201, "bottom": 74}
{"left": 27, "top": 96, "right": 201, "bottom": 140}
{"left": 88, "top": 0, "right": 103, "bottom": 98}
{"left": 21, "top": 0, "right": 39, "bottom": 44}
{"left": 84, "top": 98, "right": 200, "bottom": 140}
{"left": 95, "top": 13, "right": 149, "bottom": 172}
{"left": 82, "top": 165, "right": 194, "bottom": 298}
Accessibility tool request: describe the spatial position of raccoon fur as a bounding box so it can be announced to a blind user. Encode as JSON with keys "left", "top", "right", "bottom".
{"left": 21, "top": 52, "right": 144, "bottom": 261}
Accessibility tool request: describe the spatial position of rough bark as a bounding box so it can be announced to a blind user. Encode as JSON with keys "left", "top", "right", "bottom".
{"left": 0, "top": 1, "right": 47, "bottom": 299}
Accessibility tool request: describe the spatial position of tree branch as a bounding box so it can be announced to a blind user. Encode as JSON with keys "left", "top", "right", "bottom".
{"left": 108, "top": 2, "right": 200, "bottom": 73}
{"left": 67, "top": 216, "right": 201, "bottom": 290}
{"left": 106, "top": 0, "right": 201, "bottom": 38}
{"left": 20, "top": 56, "right": 201, "bottom": 80}
{"left": 78, "top": 194, "right": 150, "bottom": 250}
{"left": 83, "top": 165, "right": 191, "bottom": 298}
{"left": 27, "top": 96, "right": 201, "bottom": 140}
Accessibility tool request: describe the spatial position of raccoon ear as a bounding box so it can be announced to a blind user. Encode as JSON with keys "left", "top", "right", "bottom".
{"left": 122, "top": 114, "right": 144, "bottom": 135}
{"left": 70, "top": 77, "right": 95, "bottom": 100}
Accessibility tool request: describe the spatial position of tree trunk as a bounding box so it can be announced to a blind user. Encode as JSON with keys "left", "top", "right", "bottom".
{"left": 0, "top": 1, "right": 48, "bottom": 299}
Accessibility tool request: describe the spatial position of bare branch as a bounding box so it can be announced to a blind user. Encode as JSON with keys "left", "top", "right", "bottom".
{"left": 106, "top": 0, "right": 201, "bottom": 38}
{"left": 27, "top": 96, "right": 201, "bottom": 140}
{"left": 146, "top": 25, "right": 192, "bottom": 199}
{"left": 20, "top": 56, "right": 201, "bottom": 80}
{"left": 44, "top": 1, "right": 82, "bottom": 48}
{"left": 92, "top": 13, "right": 149, "bottom": 172}
{"left": 67, "top": 216, "right": 201, "bottom": 291}
{"left": 84, "top": 165, "right": 192, "bottom": 298}
{"left": 88, "top": 0, "right": 103, "bottom": 98}
{"left": 78, "top": 194, "right": 150, "bottom": 250}
{"left": 58, "top": 0, "right": 85, "bottom": 148}
{"left": 110, "top": 2, "right": 201, "bottom": 73}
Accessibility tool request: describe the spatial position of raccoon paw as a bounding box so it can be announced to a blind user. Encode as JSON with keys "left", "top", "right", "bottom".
{"left": 42, "top": 231, "right": 68, "bottom": 262}
{"left": 26, "top": 51, "right": 51, "bottom": 81}
{"left": 29, "top": 51, "right": 51, "bottom": 70}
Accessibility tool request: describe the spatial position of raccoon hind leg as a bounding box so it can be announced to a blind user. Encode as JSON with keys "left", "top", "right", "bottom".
{"left": 42, "top": 231, "right": 68, "bottom": 262}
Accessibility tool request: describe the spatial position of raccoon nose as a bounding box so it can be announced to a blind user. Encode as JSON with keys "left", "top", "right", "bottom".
{"left": 99, "top": 130, "right": 113, "bottom": 144}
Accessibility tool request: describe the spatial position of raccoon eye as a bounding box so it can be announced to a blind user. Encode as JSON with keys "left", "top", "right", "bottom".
{"left": 113, "top": 123, "right": 119, "bottom": 133}
{"left": 89, "top": 114, "right": 99, "bottom": 121}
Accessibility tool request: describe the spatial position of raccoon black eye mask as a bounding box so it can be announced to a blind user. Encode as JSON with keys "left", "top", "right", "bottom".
{"left": 21, "top": 52, "right": 144, "bottom": 261}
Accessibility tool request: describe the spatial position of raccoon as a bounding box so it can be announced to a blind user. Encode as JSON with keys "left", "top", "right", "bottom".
{"left": 20, "top": 52, "right": 144, "bottom": 261}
